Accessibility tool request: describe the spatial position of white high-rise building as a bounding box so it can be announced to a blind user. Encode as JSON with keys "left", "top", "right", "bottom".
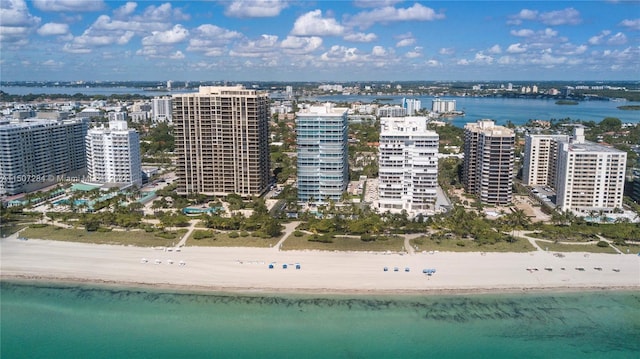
{"left": 523, "top": 134, "right": 569, "bottom": 186}
{"left": 0, "top": 118, "right": 89, "bottom": 195}
{"left": 378, "top": 117, "right": 439, "bottom": 217}
{"left": 107, "top": 112, "right": 127, "bottom": 122}
{"left": 152, "top": 97, "right": 172, "bottom": 123}
{"left": 402, "top": 98, "right": 422, "bottom": 115}
{"left": 86, "top": 121, "right": 142, "bottom": 187}
{"left": 431, "top": 98, "right": 456, "bottom": 113}
{"left": 377, "top": 105, "right": 406, "bottom": 117}
{"left": 555, "top": 127, "right": 626, "bottom": 214}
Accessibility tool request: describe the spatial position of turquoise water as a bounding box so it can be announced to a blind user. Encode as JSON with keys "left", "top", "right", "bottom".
{"left": 1, "top": 281, "right": 638, "bottom": 359}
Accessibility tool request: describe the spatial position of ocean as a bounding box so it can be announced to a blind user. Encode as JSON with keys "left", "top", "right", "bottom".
{"left": 1, "top": 281, "right": 638, "bottom": 359}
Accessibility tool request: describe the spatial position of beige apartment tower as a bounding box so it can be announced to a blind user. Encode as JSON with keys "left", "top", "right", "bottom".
{"left": 522, "top": 134, "right": 569, "bottom": 187}
{"left": 173, "top": 86, "right": 270, "bottom": 197}
{"left": 463, "top": 119, "right": 515, "bottom": 205}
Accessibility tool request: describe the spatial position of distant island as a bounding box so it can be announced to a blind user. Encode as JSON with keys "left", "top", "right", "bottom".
{"left": 617, "top": 105, "right": 640, "bottom": 111}
{"left": 555, "top": 100, "right": 579, "bottom": 105}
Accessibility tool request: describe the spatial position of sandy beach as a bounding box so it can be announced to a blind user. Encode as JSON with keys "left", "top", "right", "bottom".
{"left": 1, "top": 233, "right": 639, "bottom": 294}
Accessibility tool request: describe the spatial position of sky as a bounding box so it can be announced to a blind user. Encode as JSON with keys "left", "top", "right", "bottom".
{"left": 1, "top": 0, "right": 639, "bottom": 82}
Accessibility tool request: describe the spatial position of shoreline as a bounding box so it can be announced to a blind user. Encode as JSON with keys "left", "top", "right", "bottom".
{"left": 2, "top": 275, "right": 639, "bottom": 298}
{"left": 2, "top": 236, "right": 639, "bottom": 297}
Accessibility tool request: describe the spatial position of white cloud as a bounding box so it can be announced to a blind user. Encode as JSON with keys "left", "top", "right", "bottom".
{"left": 530, "top": 53, "right": 567, "bottom": 66}
{"left": 114, "top": 2, "right": 137, "bottom": 19}
{"left": 508, "top": 7, "right": 581, "bottom": 26}
{"left": 281, "top": 36, "right": 323, "bottom": 54}
{"left": 425, "top": 59, "right": 440, "bottom": 67}
{"left": 224, "top": 0, "right": 288, "bottom": 18}
{"left": 405, "top": 47, "right": 422, "bottom": 58}
{"left": 487, "top": 44, "right": 502, "bottom": 54}
{"left": 589, "top": 30, "right": 611, "bottom": 45}
{"left": 32, "top": 0, "right": 105, "bottom": 12}
{"left": 187, "top": 24, "right": 243, "bottom": 55}
{"left": 557, "top": 44, "right": 588, "bottom": 55}
{"left": 539, "top": 8, "right": 581, "bottom": 26}
{"left": 230, "top": 34, "right": 280, "bottom": 57}
{"left": 320, "top": 45, "right": 361, "bottom": 62}
{"left": 169, "top": 51, "right": 185, "bottom": 59}
{"left": 139, "top": 3, "right": 189, "bottom": 22}
{"left": 343, "top": 32, "right": 377, "bottom": 42}
{"left": 347, "top": 3, "right": 444, "bottom": 29}
{"left": 142, "top": 25, "right": 189, "bottom": 46}
{"left": 396, "top": 38, "right": 415, "bottom": 47}
{"left": 457, "top": 59, "right": 469, "bottom": 66}
{"left": 0, "top": 0, "right": 41, "bottom": 43}
{"left": 37, "top": 22, "right": 69, "bottom": 36}
{"left": 42, "top": 59, "right": 63, "bottom": 67}
{"left": 607, "top": 32, "right": 627, "bottom": 45}
{"left": 474, "top": 52, "right": 494, "bottom": 64}
{"left": 291, "top": 10, "right": 345, "bottom": 36}
{"left": 619, "top": 18, "right": 640, "bottom": 31}
{"left": 589, "top": 31, "right": 627, "bottom": 46}
{"left": 511, "top": 29, "right": 535, "bottom": 37}
{"left": 439, "top": 47, "right": 455, "bottom": 55}
{"left": 506, "top": 43, "right": 527, "bottom": 53}
{"left": 510, "top": 28, "right": 562, "bottom": 48}
{"left": 371, "top": 46, "right": 388, "bottom": 57}
{"left": 62, "top": 43, "right": 91, "bottom": 53}
{"left": 497, "top": 56, "right": 517, "bottom": 65}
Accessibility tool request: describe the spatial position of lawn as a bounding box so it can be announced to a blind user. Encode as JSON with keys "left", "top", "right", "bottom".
{"left": 534, "top": 240, "right": 619, "bottom": 254}
{"left": 281, "top": 233, "right": 406, "bottom": 252}
{"left": 187, "top": 230, "right": 280, "bottom": 248}
{"left": 410, "top": 236, "right": 536, "bottom": 253}
{"left": 20, "top": 224, "right": 186, "bottom": 247}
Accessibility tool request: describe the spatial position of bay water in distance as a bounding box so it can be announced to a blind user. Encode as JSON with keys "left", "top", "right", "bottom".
{"left": 2, "top": 85, "right": 639, "bottom": 126}
{"left": 2, "top": 281, "right": 639, "bottom": 359}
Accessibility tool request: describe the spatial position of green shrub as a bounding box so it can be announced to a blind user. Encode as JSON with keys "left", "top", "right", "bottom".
{"left": 613, "top": 239, "right": 626, "bottom": 246}
{"left": 596, "top": 241, "right": 609, "bottom": 248}
{"left": 229, "top": 231, "right": 239, "bottom": 238}
{"left": 456, "top": 241, "right": 466, "bottom": 247}
{"left": 96, "top": 227, "right": 112, "bottom": 232}
{"left": 193, "top": 230, "right": 213, "bottom": 240}
{"left": 293, "top": 230, "right": 303, "bottom": 237}
{"left": 309, "top": 233, "right": 333, "bottom": 243}
{"left": 240, "top": 231, "right": 249, "bottom": 237}
{"left": 361, "top": 234, "right": 376, "bottom": 242}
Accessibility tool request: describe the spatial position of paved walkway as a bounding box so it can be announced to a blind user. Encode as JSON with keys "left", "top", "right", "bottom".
{"left": 272, "top": 221, "right": 301, "bottom": 251}
{"left": 175, "top": 220, "right": 199, "bottom": 248}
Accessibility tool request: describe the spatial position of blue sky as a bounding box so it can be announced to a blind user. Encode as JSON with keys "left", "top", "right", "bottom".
{"left": 1, "top": 0, "right": 639, "bottom": 81}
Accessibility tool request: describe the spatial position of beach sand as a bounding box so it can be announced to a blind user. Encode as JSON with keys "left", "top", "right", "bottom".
{"left": 1, "top": 235, "right": 638, "bottom": 294}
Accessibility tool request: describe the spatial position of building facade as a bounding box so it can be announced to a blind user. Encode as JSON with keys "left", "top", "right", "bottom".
{"left": 463, "top": 119, "right": 515, "bottom": 205}
{"left": 86, "top": 120, "right": 142, "bottom": 187}
{"left": 402, "top": 98, "right": 422, "bottom": 115}
{"left": 431, "top": 98, "right": 456, "bottom": 113}
{"left": 296, "top": 103, "right": 349, "bottom": 202}
{"left": 378, "top": 117, "right": 439, "bottom": 217}
{"left": 377, "top": 105, "right": 406, "bottom": 117}
{"left": 173, "top": 86, "right": 270, "bottom": 197}
{"left": 0, "top": 118, "right": 89, "bottom": 195}
{"left": 152, "top": 97, "right": 173, "bottom": 123}
{"left": 522, "top": 134, "right": 569, "bottom": 186}
{"left": 555, "top": 127, "right": 627, "bottom": 214}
